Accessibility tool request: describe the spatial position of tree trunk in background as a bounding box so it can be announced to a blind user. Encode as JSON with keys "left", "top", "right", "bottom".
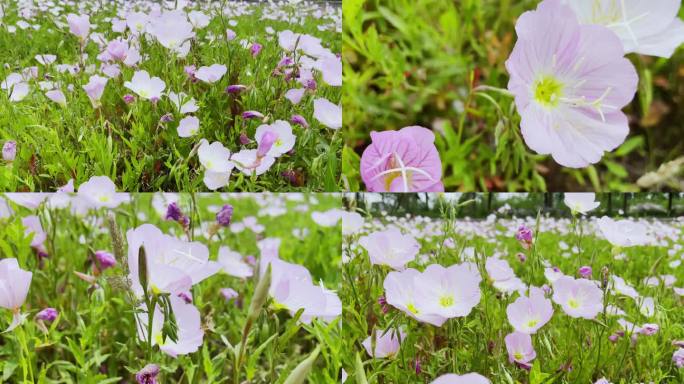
{"left": 607, "top": 193, "right": 613, "bottom": 216}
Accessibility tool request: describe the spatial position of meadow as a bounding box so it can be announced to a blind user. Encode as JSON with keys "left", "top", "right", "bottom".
{"left": 342, "top": 0, "right": 684, "bottom": 192}
{"left": 0, "top": 192, "right": 343, "bottom": 383}
{"left": 0, "top": 0, "right": 341, "bottom": 192}
{"left": 341, "top": 194, "right": 684, "bottom": 383}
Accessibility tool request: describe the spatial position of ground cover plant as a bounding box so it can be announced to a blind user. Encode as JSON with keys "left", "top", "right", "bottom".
{"left": 0, "top": 0, "right": 342, "bottom": 192}
{"left": 0, "top": 192, "right": 343, "bottom": 383}
{"left": 341, "top": 193, "right": 684, "bottom": 383}
{"left": 343, "top": 0, "right": 684, "bottom": 192}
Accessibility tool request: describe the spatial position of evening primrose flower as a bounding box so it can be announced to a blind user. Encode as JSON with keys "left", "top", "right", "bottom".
{"left": 383, "top": 269, "right": 447, "bottom": 326}
{"left": 177, "top": 116, "right": 200, "bottom": 137}
{"left": 0, "top": 258, "right": 32, "bottom": 332}
{"left": 552, "top": 276, "right": 603, "bottom": 319}
{"left": 135, "top": 295, "right": 204, "bottom": 357}
{"left": 2, "top": 140, "right": 17, "bottom": 161}
{"left": 78, "top": 176, "right": 128, "bottom": 209}
{"left": 564, "top": 192, "right": 600, "bottom": 214}
{"left": 358, "top": 228, "right": 419, "bottom": 269}
{"left": 167, "top": 92, "right": 198, "bottom": 114}
{"left": 506, "top": 0, "right": 638, "bottom": 168}
{"left": 431, "top": 373, "right": 491, "bottom": 384}
{"left": 135, "top": 364, "right": 160, "bottom": 384}
{"left": 312, "top": 98, "right": 341, "bottom": 129}
{"left": 231, "top": 149, "right": 275, "bottom": 176}
{"left": 360, "top": 126, "right": 444, "bottom": 192}
{"left": 505, "top": 331, "right": 536, "bottom": 368}
{"left": 195, "top": 64, "right": 227, "bottom": 84}
{"left": 597, "top": 216, "right": 651, "bottom": 246}
{"left": 198, "top": 140, "right": 234, "bottom": 190}
{"left": 148, "top": 11, "right": 195, "bottom": 56}
{"left": 564, "top": 0, "right": 684, "bottom": 58}
{"left": 82, "top": 75, "right": 108, "bottom": 108}
{"left": 217, "top": 246, "right": 253, "bottom": 278}
{"left": 254, "top": 120, "right": 296, "bottom": 158}
{"left": 66, "top": 13, "right": 91, "bottom": 41}
{"left": 124, "top": 70, "right": 166, "bottom": 101}
{"left": 506, "top": 286, "right": 554, "bottom": 334}
{"left": 413, "top": 263, "right": 482, "bottom": 319}
{"left": 45, "top": 89, "right": 67, "bottom": 107}
{"left": 362, "top": 329, "right": 405, "bottom": 358}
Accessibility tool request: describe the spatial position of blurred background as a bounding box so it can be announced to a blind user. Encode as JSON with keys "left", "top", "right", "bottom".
{"left": 342, "top": 0, "right": 684, "bottom": 192}
{"left": 344, "top": 193, "right": 684, "bottom": 218}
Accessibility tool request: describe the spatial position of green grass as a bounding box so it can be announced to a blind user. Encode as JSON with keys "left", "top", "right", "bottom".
{"left": 0, "top": 193, "right": 342, "bottom": 383}
{"left": 342, "top": 198, "right": 684, "bottom": 383}
{"left": 342, "top": 0, "right": 684, "bottom": 191}
{"left": 0, "top": 1, "right": 341, "bottom": 192}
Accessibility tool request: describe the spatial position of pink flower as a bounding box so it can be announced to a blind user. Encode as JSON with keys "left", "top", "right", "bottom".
{"left": 124, "top": 70, "right": 166, "bottom": 101}
{"left": 360, "top": 126, "right": 443, "bottom": 192}
{"left": 505, "top": 331, "right": 536, "bottom": 366}
{"left": 217, "top": 246, "right": 253, "bottom": 278}
{"left": 312, "top": 98, "right": 341, "bottom": 129}
{"left": 318, "top": 56, "right": 342, "bottom": 87}
{"left": 384, "top": 269, "right": 446, "bottom": 326}
{"left": 106, "top": 40, "right": 128, "bottom": 61}
{"left": 77, "top": 175, "right": 127, "bottom": 209}
{"left": 552, "top": 276, "right": 603, "bottom": 319}
{"left": 597, "top": 216, "right": 651, "bottom": 247}
{"left": 2, "top": 140, "right": 17, "bottom": 161}
{"left": 291, "top": 114, "right": 309, "bottom": 128}
{"left": 67, "top": 13, "right": 91, "bottom": 41}
{"left": 82, "top": 75, "right": 108, "bottom": 108}
{"left": 195, "top": 64, "right": 227, "bottom": 84}
{"left": 95, "top": 250, "right": 117, "bottom": 269}
{"left": 0, "top": 258, "right": 32, "bottom": 332}
{"left": 136, "top": 295, "right": 204, "bottom": 357}
{"left": 45, "top": 89, "right": 67, "bottom": 107}
{"left": 226, "top": 28, "right": 236, "bottom": 41}
{"left": 506, "top": 0, "right": 638, "bottom": 168}
{"left": 250, "top": 43, "right": 262, "bottom": 57}
{"left": 361, "top": 329, "right": 405, "bottom": 358}
{"left": 359, "top": 228, "right": 419, "bottom": 269}
{"left": 254, "top": 120, "right": 295, "bottom": 158}
{"left": 177, "top": 116, "right": 200, "bottom": 137}
{"left": 673, "top": 348, "right": 684, "bottom": 368}
{"left": 506, "top": 287, "right": 553, "bottom": 334}
{"left": 231, "top": 149, "right": 275, "bottom": 176}
{"left": 35, "top": 307, "right": 58, "bottom": 322}
{"left": 430, "top": 373, "right": 491, "bottom": 384}
{"left": 414, "top": 263, "right": 482, "bottom": 319}
{"left": 148, "top": 10, "right": 194, "bottom": 56}
{"left": 284, "top": 88, "right": 305, "bottom": 104}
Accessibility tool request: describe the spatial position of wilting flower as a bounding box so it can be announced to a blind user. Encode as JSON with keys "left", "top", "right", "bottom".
{"left": 505, "top": 331, "right": 536, "bottom": 368}
{"left": 2, "top": 140, "right": 17, "bottom": 161}
{"left": 360, "top": 126, "right": 443, "bottom": 192}
{"left": 597, "top": 216, "right": 651, "bottom": 247}
{"left": 216, "top": 204, "right": 233, "bottom": 226}
{"left": 255, "top": 120, "right": 296, "bottom": 158}
{"left": 95, "top": 250, "right": 117, "bottom": 269}
{"left": 359, "top": 228, "right": 419, "bottom": 269}
{"left": 361, "top": 329, "right": 405, "bottom": 358}
{"left": 82, "top": 75, "right": 108, "bottom": 108}
{"left": 78, "top": 175, "right": 127, "bottom": 209}
{"left": 506, "top": 286, "right": 554, "bottom": 334}
{"left": 506, "top": 0, "right": 638, "bottom": 168}
{"left": 431, "top": 373, "right": 491, "bottom": 384}
{"left": 195, "top": 64, "right": 227, "bottom": 84}
{"left": 35, "top": 307, "right": 58, "bottom": 322}
{"left": 0, "top": 258, "right": 32, "bottom": 332}
{"left": 136, "top": 364, "right": 160, "bottom": 384}
{"left": 177, "top": 116, "right": 200, "bottom": 137}
{"left": 564, "top": 0, "right": 684, "bottom": 58}
{"left": 312, "top": 98, "right": 341, "bottom": 129}
{"left": 218, "top": 246, "right": 253, "bottom": 278}
{"left": 124, "top": 70, "right": 166, "bottom": 101}
{"left": 564, "top": 192, "right": 600, "bottom": 214}
{"left": 67, "top": 13, "right": 91, "bottom": 41}
{"left": 552, "top": 276, "right": 603, "bottom": 319}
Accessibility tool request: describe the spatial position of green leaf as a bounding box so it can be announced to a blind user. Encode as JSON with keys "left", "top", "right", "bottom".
{"left": 342, "top": 145, "right": 361, "bottom": 191}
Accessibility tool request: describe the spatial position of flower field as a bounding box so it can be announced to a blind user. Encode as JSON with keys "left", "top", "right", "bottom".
{"left": 0, "top": 192, "right": 342, "bottom": 383}
{"left": 0, "top": 0, "right": 341, "bottom": 192}
{"left": 341, "top": 193, "right": 684, "bottom": 383}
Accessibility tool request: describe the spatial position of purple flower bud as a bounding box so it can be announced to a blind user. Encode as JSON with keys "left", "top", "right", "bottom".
{"left": 608, "top": 333, "right": 620, "bottom": 343}
{"left": 250, "top": 43, "right": 262, "bottom": 57}
{"left": 639, "top": 323, "right": 659, "bottom": 336}
{"left": 291, "top": 114, "right": 309, "bottom": 128}
{"left": 165, "top": 202, "right": 184, "bottom": 222}
{"left": 245, "top": 255, "right": 256, "bottom": 266}
{"left": 123, "top": 94, "right": 135, "bottom": 104}
{"left": 95, "top": 250, "right": 117, "bottom": 269}
{"left": 136, "top": 364, "right": 160, "bottom": 384}
{"left": 177, "top": 291, "right": 193, "bottom": 304}
{"left": 36, "top": 307, "right": 58, "bottom": 322}
{"left": 578, "top": 266, "right": 592, "bottom": 278}
{"left": 216, "top": 204, "right": 234, "bottom": 227}
{"left": 239, "top": 132, "right": 251, "bottom": 145}
{"left": 242, "top": 110, "right": 264, "bottom": 119}
{"left": 257, "top": 131, "right": 277, "bottom": 158}
{"left": 673, "top": 340, "right": 684, "bottom": 348}
{"left": 2, "top": 140, "right": 17, "bottom": 161}
{"left": 516, "top": 252, "right": 526, "bottom": 263}
{"left": 413, "top": 357, "right": 421, "bottom": 375}
{"left": 225, "top": 84, "right": 247, "bottom": 94}
{"left": 277, "top": 56, "right": 293, "bottom": 67}
{"left": 515, "top": 225, "right": 533, "bottom": 249}
{"left": 159, "top": 113, "right": 174, "bottom": 123}
{"left": 541, "top": 284, "right": 551, "bottom": 294}
{"left": 305, "top": 79, "right": 317, "bottom": 91}
{"left": 184, "top": 65, "right": 196, "bottom": 77}
{"left": 221, "top": 288, "right": 238, "bottom": 301}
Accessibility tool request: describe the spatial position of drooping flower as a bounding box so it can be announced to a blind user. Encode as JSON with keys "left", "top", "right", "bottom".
{"left": 552, "top": 276, "right": 603, "bottom": 319}
{"left": 124, "top": 70, "right": 166, "bottom": 101}
{"left": 505, "top": 331, "right": 537, "bottom": 368}
{"left": 195, "top": 64, "right": 227, "bottom": 84}
{"left": 564, "top": 0, "right": 684, "bottom": 58}
{"left": 506, "top": 0, "right": 638, "bottom": 168}
{"left": 597, "top": 216, "right": 651, "bottom": 247}
{"left": 82, "top": 75, "right": 108, "bottom": 108}
{"left": 360, "top": 126, "right": 443, "bottom": 192}
{"left": 430, "top": 373, "right": 492, "bottom": 384}
{"left": 67, "top": 13, "right": 91, "bottom": 41}
{"left": 564, "top": 192, "right": 600, "bottom": 214}
{"left": 254, "top": 120, "right": 296, "bottom": 158}
{"left": 77, "top": 175, "right": 127, "bottom": 209}
{"left": 506, "top": 286, "right": 554, "bottom": 334}
{"left": 359, "top": 228, "right": 419, "bottom": 269}
{"left": 361, "top": 329, "right": 405, "bottom": 358}
{"left": 312, "top": 98, "right": 341, "bottom": 129}
{"left": 217, "top": 246, "right": 253, "bottom": 278}
{"left": 0, "top": 258, "right": 32, "bottom": 332}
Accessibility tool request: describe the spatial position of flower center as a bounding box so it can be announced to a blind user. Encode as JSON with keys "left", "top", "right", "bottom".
{"left": 514, "top": 352, "right": 524, "bottom": 361}
{"left": 407, "top": 303, "right": 419, "bottom": 315}
{"left": 533, "top": 76, "right": 563, "bottom": 107}
{"left": 439, "top": 295, "right": 454, "bottom": 308}
{"left": 526, "top": 319, "right": 538, "bottom": 328}
{"left": 567, "top": 298, "right": 580, "bottom": 309}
